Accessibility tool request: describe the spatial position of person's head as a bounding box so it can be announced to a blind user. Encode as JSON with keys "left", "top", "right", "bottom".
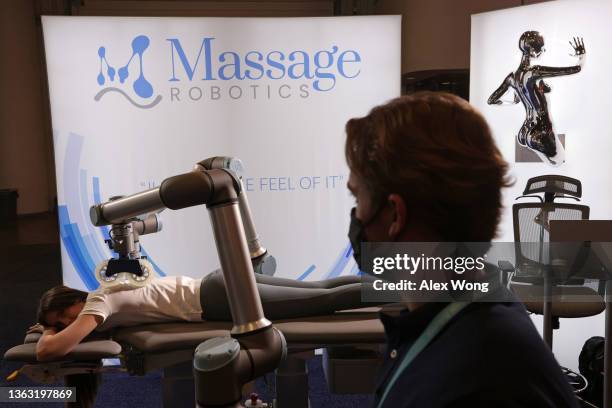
{"left": 345, "top": 91, "right": 511, "bottom": 245}
{"left": 519, "top": 31, "right": 545, "bottom": 58}
{"left": 37, "top": 285, "right": 88, "bottom": 330}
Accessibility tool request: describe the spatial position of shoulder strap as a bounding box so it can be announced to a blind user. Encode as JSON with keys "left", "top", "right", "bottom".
{"left": 377, "top": 302, "right": 470, "bottom": 408}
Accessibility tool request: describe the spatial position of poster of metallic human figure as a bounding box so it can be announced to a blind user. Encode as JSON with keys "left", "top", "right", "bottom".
{"left": 488, "top": 31, "right": 585, "bottom": 166}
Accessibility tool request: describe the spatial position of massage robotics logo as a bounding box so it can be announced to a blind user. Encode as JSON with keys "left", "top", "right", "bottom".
{"left": 165, "top": 38, "right": 362, "bottom": 102}
{"left": 95, "top": 35, "right": 163, "bottom": 109}
{"left": 94, "top": 35, "right": 362, "bottom": 107}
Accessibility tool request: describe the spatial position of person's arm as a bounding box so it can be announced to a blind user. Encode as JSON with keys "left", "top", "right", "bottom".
{"left": 533, "top": 64, "right": 581, "bottom": 78}
{"left": 36, "top": 314, "right": 101, "bottom": 362}
{"left": 487, "top": 74, "right": 516, "bottom": 105}
{"left": 533, "top": 37, "right": 586, "bottom": 78}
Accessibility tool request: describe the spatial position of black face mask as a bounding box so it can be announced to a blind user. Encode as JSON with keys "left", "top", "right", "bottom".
{"left": 348, "top": 206, "right": 383, "bottom": 272}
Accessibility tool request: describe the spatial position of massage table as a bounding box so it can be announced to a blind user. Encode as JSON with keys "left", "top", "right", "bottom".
{"left": 4, "top": 308, "right": 387, "bottom": 408}
{"left": 6, "top": 158, "right": 390, "bottom": 407}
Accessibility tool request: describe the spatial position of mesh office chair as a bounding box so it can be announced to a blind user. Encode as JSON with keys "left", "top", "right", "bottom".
{"left": 500, "top": 175, "right": 605, "bottom": 348}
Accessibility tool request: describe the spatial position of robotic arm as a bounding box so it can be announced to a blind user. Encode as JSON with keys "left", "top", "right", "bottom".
{"left": 197, "top": 156, "right": 277, "bottom": 276}
{"left": 94, "top": 204, "right": 163, "bottom": 290}
{"left": 94, "top": 157, "right": 276, "bottom": 286}
{"left": 90, "top": 163, "right": 286, "bottom": 408}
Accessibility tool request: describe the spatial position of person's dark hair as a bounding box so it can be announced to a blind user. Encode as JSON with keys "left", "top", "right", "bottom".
{"left": 345, "top": 91, "right": 512, "bottom": 242}
{"left": 37, "top": 285, "right": 89, "bottom": 326}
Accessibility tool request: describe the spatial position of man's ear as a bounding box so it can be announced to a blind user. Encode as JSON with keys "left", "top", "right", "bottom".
{"left": 387, "top": 194, "right": 407, "bottom": 239}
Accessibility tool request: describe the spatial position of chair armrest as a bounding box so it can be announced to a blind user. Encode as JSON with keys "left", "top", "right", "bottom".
{"left": 498, "top": 260, "right": 515, "bottom": 273}
{"left": 498, "top": 260, "right": 515, "bottom": 286}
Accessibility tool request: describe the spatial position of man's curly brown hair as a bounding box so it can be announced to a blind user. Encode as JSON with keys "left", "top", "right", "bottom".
{"left": 345, "top": 91, "right": 512, "bottom": 242}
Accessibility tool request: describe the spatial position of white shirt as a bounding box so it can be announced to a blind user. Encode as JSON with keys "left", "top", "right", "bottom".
{"left": 79, "top": 276, "right": 203, "bottom": 331}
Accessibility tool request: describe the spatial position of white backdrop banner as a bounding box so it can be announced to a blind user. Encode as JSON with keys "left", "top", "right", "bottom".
{"left": 470, "top": 0, "right": 612, "bottom": 241}
{"left": 42, "top": 16, "right": 401, "bottom": 290}
{"left": 470, "top": 0, "right": 611, "bottom": 370}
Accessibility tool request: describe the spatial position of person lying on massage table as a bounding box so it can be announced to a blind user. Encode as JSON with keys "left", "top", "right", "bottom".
{"left": 33, "top": 271, "right": 371, "bottom": 362}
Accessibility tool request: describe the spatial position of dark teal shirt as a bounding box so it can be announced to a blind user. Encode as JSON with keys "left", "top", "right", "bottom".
{"left": 373, "top": 296, "right": 579, "bottom": 407}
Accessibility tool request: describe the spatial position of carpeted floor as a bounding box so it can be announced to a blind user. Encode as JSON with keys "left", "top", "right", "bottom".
{"left": 0, "top": 357, "right": 372, "bottom": 408}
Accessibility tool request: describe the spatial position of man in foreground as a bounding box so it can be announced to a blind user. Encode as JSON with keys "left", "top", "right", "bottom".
{"left": 345, "top": 92, "right": 579, "bottom": 407}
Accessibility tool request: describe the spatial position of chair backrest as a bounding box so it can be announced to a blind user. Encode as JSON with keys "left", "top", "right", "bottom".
{"left": 513, "top": 202, "right": 589, "bottom": 278}
{"left": 522, "top": 175, "right": 582, "bottom": 199}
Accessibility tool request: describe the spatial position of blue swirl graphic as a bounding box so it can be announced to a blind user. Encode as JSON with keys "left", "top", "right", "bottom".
{"left": 58, "top": 132, "right": 166, "bottom": 289}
